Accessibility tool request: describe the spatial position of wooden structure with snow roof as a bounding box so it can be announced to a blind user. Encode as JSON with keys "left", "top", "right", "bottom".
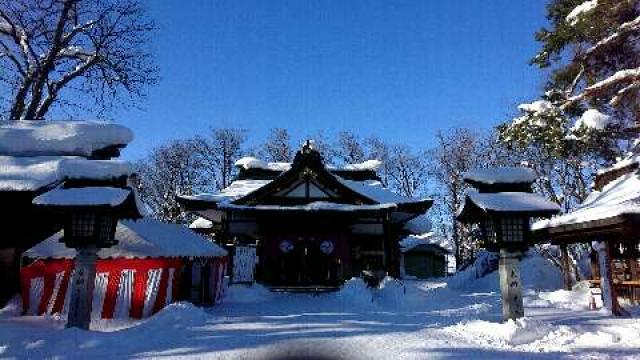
{"left": 533, "top": 159, "right": 640, "bottom": 315}
{"left": 21, "top": 218, "right": 227, "bottom": 319}
{"left": 179, "top": 142, "right": 435, "bottom": 288}
{"left": 0, "top": 120, "right": 135, "bottom": 306}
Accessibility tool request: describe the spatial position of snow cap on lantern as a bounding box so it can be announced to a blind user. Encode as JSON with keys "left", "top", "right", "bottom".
{"left": 457, "top": 167, "right": 560, "bottom": 251}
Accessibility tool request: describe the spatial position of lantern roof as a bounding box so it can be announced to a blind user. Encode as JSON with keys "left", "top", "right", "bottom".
{"left": 32, "top": 185, "right": 143, "bottom": 219}
{"left": 463, "top": 167, "right": 537, "bottom": 193}
{"left": 457, "top": 190, "right": 561, "bottom": 223}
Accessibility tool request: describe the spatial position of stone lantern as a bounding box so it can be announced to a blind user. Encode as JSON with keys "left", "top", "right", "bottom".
{"left": 33, "top": 185, "right": 140, "bottom": 329}
{"left": 457, "top": 167, "right": 560, "bottom": 321}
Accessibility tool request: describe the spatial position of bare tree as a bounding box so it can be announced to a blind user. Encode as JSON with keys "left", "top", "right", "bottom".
{"left": 426, "top": 128, "right": 499, "bottom": 269}
{"left": 305, "top": 130, "right": 335, "bottom": 164}
{"left": 196, "top": 127, "right": 247, "bottom": 190}
{"left": 135, "top": 139, "right": 211, "bottom": 223}
{"left": 261, "top": 127, "right": 293, "bottom": 162}
{"left": 365, "top": 136, "right": 391, "bottom": 187}
{"left": 335, "top": 131, "right": 365, "bottom": 165}
{"left": 0, "top": 0, "right": 157, "bottom": 119}
{"left": 387, "top": 144, "right": 427, "bottom": 198}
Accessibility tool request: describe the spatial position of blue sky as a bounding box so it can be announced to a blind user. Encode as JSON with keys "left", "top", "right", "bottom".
{"left": 116, "top": 0, "right": 548, "bottom": 160}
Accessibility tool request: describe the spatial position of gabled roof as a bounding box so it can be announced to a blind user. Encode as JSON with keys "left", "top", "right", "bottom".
{"left": 24, "top": 218, "right": 227, "bottom": 260}
{"left": 178, "top": 144, "right": 432, "bottom": 217}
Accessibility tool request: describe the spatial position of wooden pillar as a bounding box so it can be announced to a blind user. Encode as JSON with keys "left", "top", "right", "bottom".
{"left": 67, "top": 247, "right": 98, "bottom": 329}
{"left": 560, "top": 244, "right": 573, "bottom": 291}
{"left": 596, "top": 241, "right": 622, "bottom": 316}
{"left": 499, "top": 249, "right": 524, "bottom": 321}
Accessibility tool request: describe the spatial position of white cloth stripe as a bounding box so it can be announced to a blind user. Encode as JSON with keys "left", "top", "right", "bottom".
{"left": 28, "top": 277, "right": 44, "bottom": 315}
{"left": 143, "top": 269, "right": 162, "bottom": 318}
{"left": 46, "top": 272, "right": 65, "bottom": 315}
{"left": 113, "top": 270, "right": 135, "bottom": 319}
{"left": 91, "top": 272, "right": 109, "bottom": 320}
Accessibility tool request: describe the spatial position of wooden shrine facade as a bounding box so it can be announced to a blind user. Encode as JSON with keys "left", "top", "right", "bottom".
{"left": 179, "top": 142, "right": 433, "bottom": 288}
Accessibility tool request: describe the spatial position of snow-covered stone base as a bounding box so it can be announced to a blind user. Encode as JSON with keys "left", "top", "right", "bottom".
{"left": 1, "top": 253, "right": 639, "bottom": 359}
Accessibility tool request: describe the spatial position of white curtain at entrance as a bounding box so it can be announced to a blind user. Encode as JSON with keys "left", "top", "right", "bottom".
{"left": 113, "top": 270, "right": 135, "bottom": 319}
{"left": 142, "top": 269, "right": 163, "bottom": 318}
{"left": 91, "top": 272, "right": 109, "bottom": 319}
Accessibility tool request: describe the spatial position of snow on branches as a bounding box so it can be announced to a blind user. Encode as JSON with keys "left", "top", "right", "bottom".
{"left": 0, "top": 0, "right": 158, "bottom": 120}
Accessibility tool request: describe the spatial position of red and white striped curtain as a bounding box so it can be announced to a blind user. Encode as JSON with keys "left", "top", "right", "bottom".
{"left": 21, "top": 258, "right": 181, "bottom": 319}
{"left": 21, "top": 257, "right": 228, "bottom": 319}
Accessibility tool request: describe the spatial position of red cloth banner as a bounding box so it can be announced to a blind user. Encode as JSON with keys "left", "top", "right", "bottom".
{"left": 20, "top": 257, "right": 225, "bottom": 320}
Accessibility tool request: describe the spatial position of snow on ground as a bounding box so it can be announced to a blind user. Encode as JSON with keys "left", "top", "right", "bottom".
{"left": 1, "top": 252, "right": 639, "bottom": 359}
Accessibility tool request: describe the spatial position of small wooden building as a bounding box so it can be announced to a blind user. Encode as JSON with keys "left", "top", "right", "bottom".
{"left": 399, "top": 234, "right": 449, "bottom": 279}
{"left": 533, "top": 159, "right": 640, "bottom": 315}
{"left": 21, "top": 218, "right": 227, "bottom": 319}
{"left": 179, "top": 142, "right": 434, "bottom": 288}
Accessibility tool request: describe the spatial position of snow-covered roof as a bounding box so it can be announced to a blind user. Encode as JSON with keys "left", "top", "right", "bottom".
{"left": 24, "top": 218, "right": 227, "bottom": 260}
{"left": 33, "top": 187, "right": 131, "bottom": 207}
{"left": 463, "top": 167, "right": 537, "bottom": 185}
{"left": 403, "top": 214, "right": 433, "bottom": 234}
{"left": 0, "top": 156, "right": 132, "bottom": 192}
{"left": 533, "top": 170, "right": 640, "bottom": 231}
{"left": 342, "top": 159, "right": 383, "bottom": 171}
{"left": 339, "top": 179, "right": 428, "bottom": 205}
{"left": 220, "top": 201, "right": 396, "bottom": 212}
{"left": 180, "top": 179, "right": 272, "bottom": 204}
{"left": 189, "top": 217, "right": 213, "bottom": 229}
{"left": 235, "top": 157, "right": 291, "bottom": 172}
{"left": 0, "top": 156, "right": 73, "bottom": 191}
{"left": 0, "top": 120, "right": 133, "bottom": 157}
{"left": 234, "top": 156, "right": 383, "bottom": 173}
{"left": 399, "top": 233, "right": 451, "bottom": 253}
{"left": 596, "top": 154, "right": 640, "bottom": 175}
{"left": 460, "top": 190, "right": 561, "bottom": 215}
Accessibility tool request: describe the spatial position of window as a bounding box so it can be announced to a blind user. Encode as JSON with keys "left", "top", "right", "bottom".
{"left": 70, "top": 213, "right": 96, "bottom": 238}
{"left": 501, "top": 217, "right": 524, "bottom": 242}
{"left": 483, "top": 218, "right": 497, "bottom": 244}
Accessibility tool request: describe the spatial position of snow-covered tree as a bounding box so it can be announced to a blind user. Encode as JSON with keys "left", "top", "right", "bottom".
{"left": 364, "top": 136, "right": 391, "bottom": 187}
{"left": 504, "top": 0, "right": 640, "bottom": 164}
{"left": 0, "top": 0, "right": 157, "bottom": 119}
{"left": 261, "top": 128, "right": 293, "bottom": 162}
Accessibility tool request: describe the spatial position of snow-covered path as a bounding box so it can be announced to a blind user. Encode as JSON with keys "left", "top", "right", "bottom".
{"left": 1, "top": 255, "right": 639, "bottom": 359}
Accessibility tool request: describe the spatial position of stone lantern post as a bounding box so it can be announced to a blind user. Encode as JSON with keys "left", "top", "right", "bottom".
{"left": 33, "top": 185, "right": 139, "bottom": 329}
{"left": 457, "top": 167, "right": 560, "bottom": 321}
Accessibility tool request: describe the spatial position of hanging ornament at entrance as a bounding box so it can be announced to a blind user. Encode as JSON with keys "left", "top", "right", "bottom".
{"left": 320, "top": 240, "right": 334, "bottom": 255}
{"left": 279, "top": 240, "right": 294, "bottom": 253}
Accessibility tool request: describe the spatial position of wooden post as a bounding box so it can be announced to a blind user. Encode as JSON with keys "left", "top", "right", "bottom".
{"left": 596, "top": 241, "right": 622, "bottom": 316}
{"left": 560, "top": 244, "right": 573, "bottom": 291}
{"left": 499, "top": 249, "right": 524, "bottom": 321}
{"left": 67, "top": 247, "right": 98, "bottom": 329}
